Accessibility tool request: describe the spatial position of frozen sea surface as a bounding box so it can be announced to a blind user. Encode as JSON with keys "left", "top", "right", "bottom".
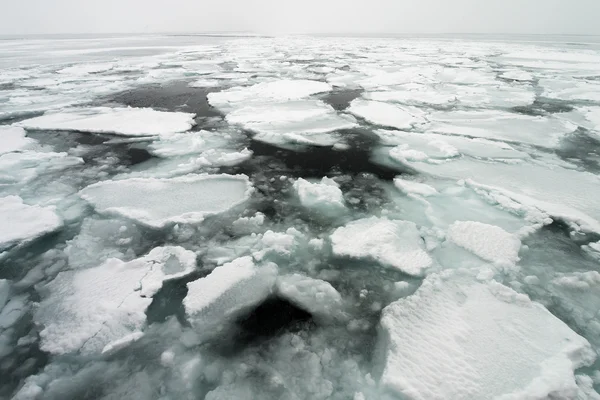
{"left": 1, "top": 33, "right": 600, "bottom": 400}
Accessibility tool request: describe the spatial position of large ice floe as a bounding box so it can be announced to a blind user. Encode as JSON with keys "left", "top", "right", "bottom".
{"left": 36, "top": 246, "right": 197, "bottom": 354}
{"left": 16, "top": 107, "right": 196, "bottom": 137}
{"left": 2, "top": 34, "right": 600, "bottom": 400}
{"left": 79, "top": 174, "right": 253, "bottom": 228}
{"left": 378, "top": 270, "right": 596, "bottom": 400}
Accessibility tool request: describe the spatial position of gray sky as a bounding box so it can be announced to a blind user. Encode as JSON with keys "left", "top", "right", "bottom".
{"left": 2, "top": 0, "right": 600, "bottom": 35}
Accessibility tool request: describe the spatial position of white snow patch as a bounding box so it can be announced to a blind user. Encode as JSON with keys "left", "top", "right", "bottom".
{"left": 330, "top": 217, "right": 432, "bottom": 276}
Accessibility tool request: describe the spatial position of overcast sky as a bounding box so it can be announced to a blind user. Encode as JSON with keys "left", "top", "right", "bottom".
{"left": 2, "top": 0, "right": 600, "bottom": 35}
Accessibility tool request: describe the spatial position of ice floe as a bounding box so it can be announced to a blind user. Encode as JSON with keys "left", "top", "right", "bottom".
{"left": 36, "top": 246, "right": 197, "bottom": 354}
{"left": 293, "top": 177, "right": 346, "bottom": 215}
{"left": 0, "top": 126, "right": 35, "bottom": 154}
{"left": 330, "top": 217, "right": 432, "bottom": 276}
{"left": 348, "top": 99, "right": 427, "bottom": 130}
{"left": 0, "top": 196, "right": 62, "bottom": 250}
{"left": 446, "top": 221, "right": 521, "bottom": 266}
{"left": 378, "top": 270, "right": 596, "bottom": 400}
{"left": 16, "top": 107, "right": 196, "bottom": 137}
{"left": 184, "top": 256, "right": 277, "bottom": 333}
{"left": 79, "top": 174, "right": 253, "bottom": 228}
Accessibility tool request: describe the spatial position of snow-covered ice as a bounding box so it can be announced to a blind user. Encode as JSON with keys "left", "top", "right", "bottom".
{"left": 36, "top": 246, "right": 197, "bottom": 354}
{"left": 0, "top": 126, "right": 35, "bottom": 154}
{"left": 348, "top": 99, "right": 427, "bottom": 130}
{"left": 446, "top": 221, "right": 521, "bottom": 266}
{"left": 293, "top": 177, "right": 346, "bottom": 215}
{"left": 79, "top": 174, "right": 253, "bottom": 228}
{"left": 16, "top": 107, "right": 196, "bottom": 137}
{"left": 378, "top": 270, "right": 596, "bottom": 400}
{"left": 0, "top": 196, "right": 62, "bottom": 250}
{"left": 330, "top": 217, "right": 432, "bottom": 276}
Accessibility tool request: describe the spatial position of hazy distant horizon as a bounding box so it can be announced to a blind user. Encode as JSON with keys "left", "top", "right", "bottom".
{"left": 2, "top": 0, "right": 599, "bottom": 36}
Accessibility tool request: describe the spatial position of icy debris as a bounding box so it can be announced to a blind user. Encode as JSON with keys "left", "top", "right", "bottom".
{"left": 348, "top": 99, "right": 427, "bottom": 130}
{"left": 189, "top": 78, "right": 220, "bottom": 88}
{"left": 0, "top": 196, "right": 62, "bottom": 250}
{"left": 184, "top": 256, "right": 277, "bottom": 332}
{"left": 36, "top": 246, "right": 196, "bottom": 354}
{"left": 500, "top": 70, "right": 534, "bottom": 81}
{"left": 16, "top": 107, "right": 196, "bottom": 137}
{"left": 208, "top": 79, "right": 332, "bottom": 111}
{"left": 0, "top": 126, "right": 35, "bottom": 154}
{"left": 65, "top": 218, "right": 142, "bottom": 269}
{"left": 276, "top": 274, "right": 345, "bottom": 321}
{"left": 79, "top": 174, "right": 253, "bottom": 228}
{"left": 231, "top": 212, "right": 266, "bottom": 235}
{"left": 394, "top": 177, "right": 438, "bottom": 197}
{"left": 253, "top": 228, "right": 305, "bottom": 261}
{"left": 225, "top": 100, "right": 357, "bottom": 147}
{"left": 552, "top": 271, "right": 600, "bottom": 290}
{"left": 101, "top": 331, "right": 144, "bottom": 355}
{"left": 293, "top": 177, "right": 346, "bottom": 215}
{"left": 447, "top": 221, "right": 521, "bottom": 266}
{"left": 330, "top": 217, "right": 432, "bottom": 276}
{"left": 378, "top": 270, "right": 596, "bottom": 400}
{"left": 388, "top": 145, "right": 429, "bottom": 163}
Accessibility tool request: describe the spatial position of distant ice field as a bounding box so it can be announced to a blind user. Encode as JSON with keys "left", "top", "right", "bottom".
{"left": 1, "top": 34, "right": 600, "bottom": 400}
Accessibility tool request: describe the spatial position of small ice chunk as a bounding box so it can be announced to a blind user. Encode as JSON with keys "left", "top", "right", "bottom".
{"left": 276, "top": 274, "right": 344, "bottom": 320}
{"left": 17, "top": 107, "right": 196, "bottom": 137}
{"left": 394, "top": 177, "right": 438, "bottom": 197}
{"left": 389, "top": 145, "right": 429, "bottom": 162}
{"left": 447, "top": 221, "right": 521, "bottom": 266}
{"left": 79, "top": 174, "right": 253, "bottom": 228}
{"left": 348, "top": 99, "right": 427, "bottom": 130}
{"left": 0, "top": 196, "right": 62, "bottom": 250}
{"left": 293, "top": 177, "right": 346, "bottom": 215}
{"left": 231, "top": 212, "right": 266, "bottom": 235}
{"left": 189, "top": 79, "right": 220, "bottom": 88}
{"left": 0, "top": 126, "right": 35, "bottom": 154}
{"left": 37, "top": 246, "right": 196, "bottom": 354}
{"left": 378, "top": 270, "right": 596, "bottom": 400}
{"left": 101, "top": 331, "right": 144, "bottom": 355}
{"left": 330, "top": 217, "right": 432, "bottom": 276}
{"left": 184, "top": 256, "right": 277, "bottom": 331}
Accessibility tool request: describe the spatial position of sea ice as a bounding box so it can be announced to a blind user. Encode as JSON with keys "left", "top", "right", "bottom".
{"left": 293, "top": 177, "right": 346, "bottom": 215}
{"left": 208, "top": 79, "right": 332, "bottom": 112}
{"left": 446, "top": 221, "right": 521, "bottom": 266}
{"left": 330, "top": 217, "right": 432, "bottom": 276}
{"left": 16, "top": 107, "right": 196, "bottom": 137}
{"left": 79, "top": 174, "right": 253, "bottom": 228}
{"left": 500, "top": 70, "right": 534, "bottom": 81}
{"left": 428, "top": 110, "right": 576, "bottom": 148}
{"left": 184, "top": 256, "right": 277, "bottom": 332}
{"left": 393, "top": 177, "right": 438, "bottom": 197}
{"left": 225, "top": 100, "right": 357, "bottom": 147}
{"left": 378, "top": 270, "right": 596, "bottom": 400}
{"left": 348, "top": 99, "right": 427, "bottom": 130}
{"left": 0, "top": 196, "right": 62, "bottom": 250}
{"left": 0, "top": 126, "right": 35, "bottom": 154}
{"left": 36, "top": 246, "right": 197, "bottom": 354}
{"left": 276, "top": 274, "right": 345, "bottom": 321}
